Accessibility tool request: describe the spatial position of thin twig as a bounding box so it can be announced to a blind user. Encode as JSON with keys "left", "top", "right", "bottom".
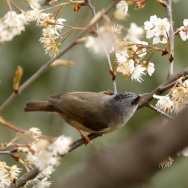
{"left": 0, "top": 117, "right": 25, "bottom": 134}
{"left": 160, "top": 75, "right": 188, "bottom": 91}
{"left": 0, "top": 0, "right": 120, "bottom": 113}
{"left": 0, "top": 117, "right": 53, "bottom": 141}
{"left": 86, "top": 0, "right": 118, "bottom": 94}
{"left": 0, "top": 150, "right": 20, "bottom": 161}
{"left": 166, "top": 0, "right": 174, "bottom": 77}
{"left": 146, "top": 103, "right": 174, "bottom": 120}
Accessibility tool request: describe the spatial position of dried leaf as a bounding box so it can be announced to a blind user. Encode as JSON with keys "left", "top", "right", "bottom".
{"left": 13, "top": 66, "right": 23, "bottom": 93}
{"left": 50, "top": 59, "right": 75, "bottom": 67}
{"left": 134, "top": 0, "right": 147, "bottom": 9}
{"left": 159, "top": 156, "right": 174, "bottom": 168}
{"left": 74, "top": 4, "right": 82, "bottom": 12}
{"left": 156, "top": 0, "right": 167, "bottom": 7}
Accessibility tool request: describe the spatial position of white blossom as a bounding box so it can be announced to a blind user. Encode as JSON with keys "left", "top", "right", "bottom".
{"left": 116, "top": 52, "right": 128, "bottom": 63}
{"left": 177, "top": 146, "right": 188, "bottom": 156}
{"left": 111, "top": 24, "right": 124, "bottom": 35}
{"left": 171, "top": 87, "right": 188, "bottom": 101}
{"left": 135, "top": 41, "right": 148, "bottom": 58}
{"left": 28, "top": 127, "right": 42, "bottom": 139}
{"left": 41, "top": 166, "right": 54, "bottom": 178}
{"left": 25, "top": 9, "right": 41, "bottom": 22}
{"left": 42, "top": 18, "right": 66, "bottom": 37}
{"left": 36, "top": 150, "right": 59, "bottom": 171}
{"left": 49, "top": 136, "right": 72, "bottom": 156}
{"left": 39, "top": 35, "right": 59, "bottom": 58}
{"left": 146, "top": 62, "right": 155, "bottom": 76}
{"left": 155, "top": 18, "right": 170, "bottom": 36}
{"left": 35, "top": 12, "right": 51, "bottom": 27}
{"left": 4, "top": 11, "right": 26, "bottom": 30}
{"left": 183, "top": 79, "right": 188, "bottom": 87}
{"left": 0, "top": 175, "right": 11, "bottom": 188}
{"left": 0, "top": 162, "right": 21, "bottom": 187}
{"left": 27, "top": 0, "right": 42, "bottom": 10}
{"left": 0, "top": 11, "right": 29, "bottom": 43}
{"left": 0, "top": 168, "right": 11, "bottom": 187}
{"left": 113, "top": 9, "right": 126, "bottom": 20}
{"left": 85, "top": 36, "right": 96, "bottom": 49}
{"left": 144, "top": 15, "right": 158, "bottom": 38}
{"left": 152, "top": 17, "right": 170, "bottom": 44}
{"left": 116, "top": 0, "right": 128, "bottom": 15}
{"left": 125, "top": 23, "right": 144, "bottom": 42}
{"left": 32, "top": 177, "right": 51, "bottom": 188}
{"left": 117, "top": 59, "right": 135, "bottom": 75}
{"left": 85, "top": 26, "right": 114, "bottom": 55}
{"left": 9, "top": 165, "right": 21, "bottom": 180}
{"left": 131, "top": 65, "right": 146, "bottom": 82}
{"left": 153, "top": 94, "right": 174, "bottom": 113}
{"left": 26, "top": 152, "right": 37, "bottom": 166}
{"left": 179, "top": 19, "right": 188, "bottom": 41}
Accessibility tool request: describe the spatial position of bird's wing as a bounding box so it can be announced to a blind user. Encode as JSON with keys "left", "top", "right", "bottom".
{"left": 47, "top": 92, "right": 110, "bottom": 131}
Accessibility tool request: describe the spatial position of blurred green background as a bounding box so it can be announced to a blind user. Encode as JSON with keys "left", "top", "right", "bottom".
{"left": 0, "top": 0, "right": 188, "bottom": 187}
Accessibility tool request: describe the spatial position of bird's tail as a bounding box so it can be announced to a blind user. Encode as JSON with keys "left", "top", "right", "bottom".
{"left": 24, "top": 101, "right": 58, "bottom": 112}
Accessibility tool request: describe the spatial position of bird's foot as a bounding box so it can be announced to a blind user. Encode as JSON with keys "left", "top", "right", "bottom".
{"left": 76, "top": 128, "right": 92, "bottom": 145}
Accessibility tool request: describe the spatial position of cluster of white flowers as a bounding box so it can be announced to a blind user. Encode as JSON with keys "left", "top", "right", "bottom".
{"left": 153, "top": 80, "right": 188, "bottom": 114}
{"left": 34, "top": 11, "right": 66, "bottom": 58}
{"left": 115, "top": 40, "right": 155, "bottom": 82}
{"left": 0, "top": 0, "right": 66, "bottom": 58}
{"left": 85, "top": 25, "right": 117, "bottom": 55}
{"left": 0, "top": 11, "right": 29, "bottom": 43}
{"left": 13, "top": 127, "right": 72, "bottom": 188}
{"left": 84, "top": 21, "right": 150, "bottom": 83}
{"left": 144, "top": 15, "right": 170, "bottom": 44}
{"left": 12, "top": 127, "right": 72, "bottom": 188}
{"left": 39, "top": 13, "right": 66, "bottom": 58}
{"left": 26, "top": 129, "right": 72, "bottom": 171}
{"left": 125, "top": 23, "right": 144, "bottom": 43}
{"left": 0, "top": 162, "right": 21, "bottom": 188}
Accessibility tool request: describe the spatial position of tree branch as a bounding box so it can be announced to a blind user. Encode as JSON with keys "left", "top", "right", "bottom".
{"left": 8, "top": 168, "right": 40, "bottom": 188}
{"left": 146, "top": 103, "right": 174, "bottom": 119}
{"left": 138, "top": 67, "right": 188, "bottom": 109}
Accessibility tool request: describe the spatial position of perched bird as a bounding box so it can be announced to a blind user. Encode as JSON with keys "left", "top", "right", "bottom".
{"left": 24, "top": 91, "right": 142, "bottom": 144}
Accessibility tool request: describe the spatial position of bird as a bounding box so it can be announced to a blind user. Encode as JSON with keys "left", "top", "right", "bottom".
{"left": 24, "top": 91, "right": 142, "bottom": 144}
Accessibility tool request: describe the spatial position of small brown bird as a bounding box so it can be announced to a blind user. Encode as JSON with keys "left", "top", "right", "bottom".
{"left": 24, "top": 91, "right": 141, "bottom": 144}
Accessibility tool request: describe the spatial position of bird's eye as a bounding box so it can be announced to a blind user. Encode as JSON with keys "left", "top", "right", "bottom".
{"left": 131, "top": 96, "right": 140, "bottom": 105}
